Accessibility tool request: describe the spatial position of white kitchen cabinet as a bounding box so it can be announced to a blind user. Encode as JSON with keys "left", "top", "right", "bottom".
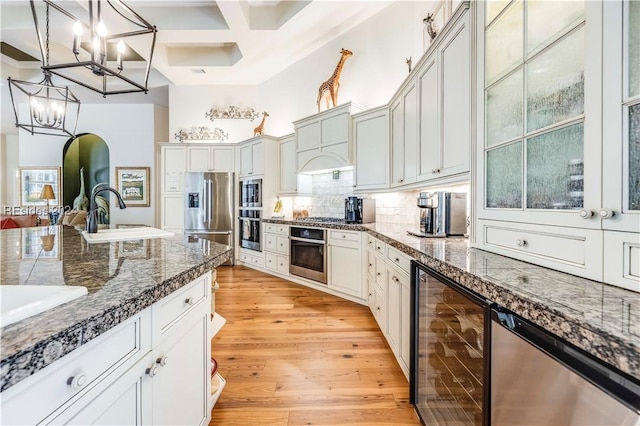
{"left": 161, "top": 145, "right": 185, "bottom": 193}
{"left": 186, "top": 145, "right": 234, "bottom": 173}
{"left": 264, "top": 224, "right": 290, "bottom": 276}
{"left": 417, "top": 8, "right": 471, "bottom": 182}
{"left": 1, "top": 310, "right": 152, "bottom": 426}
{"left": 390, "top": 82, "right": 418, "bottom": 187}
{"left": 327, "top": 229, "right": 364, "bottom": 299}
{"left": 161, "top": 194, "right": 184, "bottom": 234}
{"left": 238, "top": 248, "right": 265, "bottom": 268}
{"left": 239, "top": 137, "right": 271, "bottom": 177}
{"left": 353, "top": 106, "right": 390, "bottom": 192}
{"left": 386, "top": 263, "right": 411, "bottom": 378}
{"left": 294, "top": 102, "right": 364, "bottom": 173}
{"left": 278, "top": 134, "right": 312, "bottom": 196}
{"left": 474, "top": 0, "right": 639, "bottom": 290}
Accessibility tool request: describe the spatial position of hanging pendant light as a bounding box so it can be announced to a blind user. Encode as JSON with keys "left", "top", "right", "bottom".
{"left": 31, "top": 0, "right": 157, "bottom": 97}
{"left": 7, "top": 2, "right": 80, "bottom": 138}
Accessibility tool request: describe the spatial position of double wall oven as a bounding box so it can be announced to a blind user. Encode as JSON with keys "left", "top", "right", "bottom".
{"left": 289, "top": 226, "right": 327, "bottom": 284}
{"left": 239, "top": 179, "right": 262, "bottom": 251}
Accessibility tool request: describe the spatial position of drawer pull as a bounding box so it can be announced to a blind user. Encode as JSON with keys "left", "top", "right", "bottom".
{"left": 516, "top": 239, "right": 527, "bottom": 247}
{"left": 392, "top": 276, "right": 399, "bottom": 283}
{"left": 156, "top": 356, "right": 169, "bottom": 367}
{"left": 146, "top": 366, "right": 159, "bottom": 377}
{"left": 395, "top": 257, "right": 400, "bottom": 263}
{"left": 377, "top": 272, "right": 381, "bottom": 276}
{"left": 342, "top": 235, "right": 346, "bottom": 239}
{"left": 369, "top": 263, "right": 373, "bottom": 267}
{"left": 185, "top": 297, "right": 195, "bottom": 306}
{"left": 67, "top": 374, "right": 88, "bottom": 390}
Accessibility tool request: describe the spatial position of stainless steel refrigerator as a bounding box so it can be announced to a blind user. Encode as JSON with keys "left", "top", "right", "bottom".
{"left": 185, "top": 172, "right": 234, "bottom": 265}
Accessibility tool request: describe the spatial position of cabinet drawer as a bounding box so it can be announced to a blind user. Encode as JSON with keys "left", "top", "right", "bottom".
{"left": 276, "top": 235, "right": 289, "bottom": 254}
{"left": 265, "top": 252, "right": 277, "bottom": 271}
{"left": 264, "top": 233, "right": 277, "bottom": 251}
{"left": 276, "top": 255, "right": 289, "bottom": 275}
{"left": 276, "top": 225, "right": 289, "bottom": 235}
{"left": 264, "top": 223, "right": 278, "bottom": 233}
{"left": 251, "top": 256, "right": 265, "bottom": 267}
{"left": 387, "top": 246, "right": 412, "bottom": 274}
{"left": 1, "top": 310, "right": 151, "bottom": 426}
{"left": 366, "top": 235, "right": 377, "bottom": 250}
{"left": 479, "top": 220, "right": 603, "bottom": 280}
{"left": 366, "top": 249, "right": 376, "bottom": 278}
{"left": 374, "top": 256, "right": 387, "bottom": 289}
{"left": 154, "top": 274, "right": 209, "bottom": 336}
{"left": 329, "top": 230, "right": 361, "bottom": 243}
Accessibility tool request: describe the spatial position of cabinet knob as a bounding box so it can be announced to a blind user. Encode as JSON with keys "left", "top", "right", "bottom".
{"left": 516, "top": 239, "right": 527, "bottom": 247}
{"left": 395, "top": 257, "right": 400, "bottom": 263}
{"left": 156, "top": 356, "right": 169, "bottom": 367}
{"left": 146, "top": 366, "right": 159, "bottom": 377}
{"left": 185, "top": 297, "right": 195, "bottom": 306}
{"left": 399, "top": 179, "right": 404, "bottom": 183}
{"left": 369, "top": 263, "right": 373, "bottom": 267}
{"left": 599, "top": 208, "right": 615, "bottom": 219}
{"left": 579, "top": 209, "right": 594, "bottom": 219}
{"left": 67, "top": 374, "right": 88, "bottom": 390}
{"left": 392, "top": 276, "right": 399, "bottom": 283}
{"left": 377, "top": 272, "right": 381, "bottom": 276}
{"left": 342, "top": 235, "right": 346, "bottom": 239}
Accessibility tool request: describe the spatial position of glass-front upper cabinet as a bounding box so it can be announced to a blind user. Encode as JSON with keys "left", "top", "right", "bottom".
{"left": 480, "top": 0, "right": 603, "bottom": 228}
{"left": 602, "top": 0, "right": 640, "bottom": 233}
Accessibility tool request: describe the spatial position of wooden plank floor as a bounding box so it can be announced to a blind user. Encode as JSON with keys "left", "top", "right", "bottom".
{"left": 210, "top": 265, "right": 421, "bottom": 426}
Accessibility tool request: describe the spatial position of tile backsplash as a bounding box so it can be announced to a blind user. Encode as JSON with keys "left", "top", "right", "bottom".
{"left": 290, "top": 169, "right": 469, "bottom": 227}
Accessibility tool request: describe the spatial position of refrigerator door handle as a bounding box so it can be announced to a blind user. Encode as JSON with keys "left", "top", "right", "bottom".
{"left": 202, "top": 181, "right": 208, "bottom": 225}
{"left": 208, "top": 180, "right": 214, "bottom": 225}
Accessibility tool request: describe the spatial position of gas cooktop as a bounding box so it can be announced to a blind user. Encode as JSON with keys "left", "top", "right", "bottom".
{"left": 293, "top": 216, "right": 346, "bottom": 223}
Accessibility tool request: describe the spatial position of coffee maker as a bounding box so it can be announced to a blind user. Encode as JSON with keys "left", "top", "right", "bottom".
{"left": 344, "top": 197, "right": 376, "bottom": 224}
{"left": 409, "top": 192, "right": 467, "bottom": 237}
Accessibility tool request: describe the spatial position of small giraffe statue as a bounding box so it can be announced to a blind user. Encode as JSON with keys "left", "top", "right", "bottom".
{"left": 253, "top": 111, "right": 269, "bottom": 136}
{"left": 316, "top": 48, "right": 353, "bottom": 112}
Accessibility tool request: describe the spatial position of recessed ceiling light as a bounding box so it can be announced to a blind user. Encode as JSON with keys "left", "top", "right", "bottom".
{"left": 191, "top": 69, "right": 206, "bottom": 74}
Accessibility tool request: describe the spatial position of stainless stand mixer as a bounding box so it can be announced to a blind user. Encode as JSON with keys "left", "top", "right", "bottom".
{"left": 408, "top": 192, "right": 467, "bottom": 238}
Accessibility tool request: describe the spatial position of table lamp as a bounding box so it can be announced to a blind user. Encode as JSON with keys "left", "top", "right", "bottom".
{"left": 40, "top": 184, "right": 55, "bottom": 223}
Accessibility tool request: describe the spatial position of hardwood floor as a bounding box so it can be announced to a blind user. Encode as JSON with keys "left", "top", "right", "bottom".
{"left": 210, "top": 265, "right": 421, "bottom": 426}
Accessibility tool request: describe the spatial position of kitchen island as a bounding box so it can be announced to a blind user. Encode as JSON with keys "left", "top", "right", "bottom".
{"left": 0, "top": 224, "right": 232, "bottom": 424}
{"left": 264, "top": 218, "right": 640, "bottom": 382}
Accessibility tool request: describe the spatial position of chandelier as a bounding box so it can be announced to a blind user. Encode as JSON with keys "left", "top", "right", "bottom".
{"left": 31, "top": 0, "right": 157, "bottom": 97}
{"left": 7, "top": 3, "right": 80, "bottom": 137}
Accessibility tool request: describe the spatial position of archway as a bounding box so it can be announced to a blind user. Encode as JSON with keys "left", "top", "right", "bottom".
{"left": 62, "top": 133, "right": 110, "bottom": 222}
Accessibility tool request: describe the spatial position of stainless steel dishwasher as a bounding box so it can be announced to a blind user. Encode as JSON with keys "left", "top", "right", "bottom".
{"left": 491, "top": 306, "right": 640, "bottom": 425}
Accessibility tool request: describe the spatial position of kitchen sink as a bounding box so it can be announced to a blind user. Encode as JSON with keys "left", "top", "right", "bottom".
{"left": 82, "top": 227, "right": 174, "bottom": 243}
{"left": 0, "top": 285, "right": 88, "bottom": 328}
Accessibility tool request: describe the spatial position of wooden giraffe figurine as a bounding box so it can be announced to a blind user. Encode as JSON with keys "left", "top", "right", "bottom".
{"left": 253, "top": 111, "right": 269, "bottom": 136}
{"left": 316, "top": 48, "right": 353, "bottom": 112}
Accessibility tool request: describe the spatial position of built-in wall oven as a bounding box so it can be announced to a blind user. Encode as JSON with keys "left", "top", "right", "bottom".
{"left": 239, "top": 209, "right": 261, "bottom": 251}
{"left": 289, "top": 226, "right": 326, "bottom": 284}
{"left": 239, "top": 178, "right": 262, "bottom": 207}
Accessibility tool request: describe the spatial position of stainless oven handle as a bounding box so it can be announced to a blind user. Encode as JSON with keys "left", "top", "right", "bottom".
{"left": 290, "top": 236, "right": 326, "bottom": 244}
{"left": 238, "top": 217, "right": 261, "bottom": 221}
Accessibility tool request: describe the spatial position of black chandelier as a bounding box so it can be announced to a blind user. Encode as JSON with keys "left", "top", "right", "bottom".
{"left": 31, "top": 0, "right": 157, "bottom": 97}
{"left": 8, "top": 2, "right": 80, "bottom": 137}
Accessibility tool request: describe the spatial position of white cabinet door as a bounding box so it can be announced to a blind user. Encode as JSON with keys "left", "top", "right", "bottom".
{"left": 211, "top": 147, "right": 235, "bottom": 172}
{"left": 328, "top": 242, "right": 363, "bottom": 299}
{"left": 161, "top": 145, "right": 185, "bottom": 193}
{"left": 418, "top": 57, "right": 440, "bottom": 180}
{"left": 239, "top": 143, "right": 253, "bottom": 177}
{"left": 400, "top": 272, "right": 411, "bottom": 375}
{"left": 161, "top": 195, "right": 184, "bottom": 233}
{"left": 386, "top": 268, "right": 401, "bottom": 355}
{"left": 403, "top": 82, "right": 418, "bottom": 185}
{"left": 152, "top": 312, "right": 208, "bottom": 426}
{"left": 239, "top": 141, "right": 264, "bottom": 177}
{"left": 48, "top": 354, "right": 153, "bottom": 426}
{"left": 353, "top": 107, "right": 390, "bottom": 191}
{"left": 187, "top": 146, "right": 211, "bottom": 172}
{"left": 440, "top": 11, "right": 471, "bottom": 178}
{"left": 279, "top": 137, "right": 297, "bottom": 193}
{"left": 390, "top": 98, "right": 405, "bottom": 186}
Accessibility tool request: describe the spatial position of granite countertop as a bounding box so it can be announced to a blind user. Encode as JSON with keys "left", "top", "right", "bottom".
{"left": 265, "top": 218, "right": 640, "bottom": 381}
{"left": 0, "top": 225, "right": 232, "bottom": 393}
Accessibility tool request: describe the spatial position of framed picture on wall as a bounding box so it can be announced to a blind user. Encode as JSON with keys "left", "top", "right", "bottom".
{"left": 115, "top": 167, "right": 150, "bottom": 207}
{"left": 19, "top": 167, "right": 61, "bottom": 208}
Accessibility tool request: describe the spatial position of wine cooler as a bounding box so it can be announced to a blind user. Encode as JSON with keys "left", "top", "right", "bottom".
{"left": 410, "top": 260, "right": 490, "bottom": 425}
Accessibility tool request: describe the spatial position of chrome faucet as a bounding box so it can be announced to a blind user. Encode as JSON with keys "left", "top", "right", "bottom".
{"left": 86, "top": 183, "right": 127, "bottom": 233}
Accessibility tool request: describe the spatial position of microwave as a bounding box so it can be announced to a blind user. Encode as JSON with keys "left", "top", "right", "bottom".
{"left": 239, "top": 178, "right": 262, "bottom": 207}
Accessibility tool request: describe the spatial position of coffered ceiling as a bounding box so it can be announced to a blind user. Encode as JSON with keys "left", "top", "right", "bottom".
{"left": 1, "top": 0, "right": 395, "bottom": 91}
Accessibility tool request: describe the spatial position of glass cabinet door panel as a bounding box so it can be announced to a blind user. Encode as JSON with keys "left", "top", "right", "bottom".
{"left": 527, "top": 27, "right": 585, "bottom": 133}
{"left": 486, "top": 0, "right": 511, "bottom": 26}
{"left": 487, "top": 142, "right": 523, "bottom": 208}
{"left": 629, "top": 0, "right": 640, "bottom": 97}
{"left": 526, "top": 123, "right": 584, "bottom": 210}
{"left": 527, "top": 1, "right": 584, "bottom": 55}
{"left": 486, "top": 1, "right": 523, "bottom": 85}
{"left": 629, "top": 103, "right": 640, "bottom": 211}
{"left": 487, "top": 69, "right": 523, "bottom": 147}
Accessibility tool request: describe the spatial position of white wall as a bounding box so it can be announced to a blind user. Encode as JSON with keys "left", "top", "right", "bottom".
{"left": 16, "top": 104, "right": 159, "bottom": 226}
{"left": 169, "top": 1, "right": 432, "bottom": 142}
